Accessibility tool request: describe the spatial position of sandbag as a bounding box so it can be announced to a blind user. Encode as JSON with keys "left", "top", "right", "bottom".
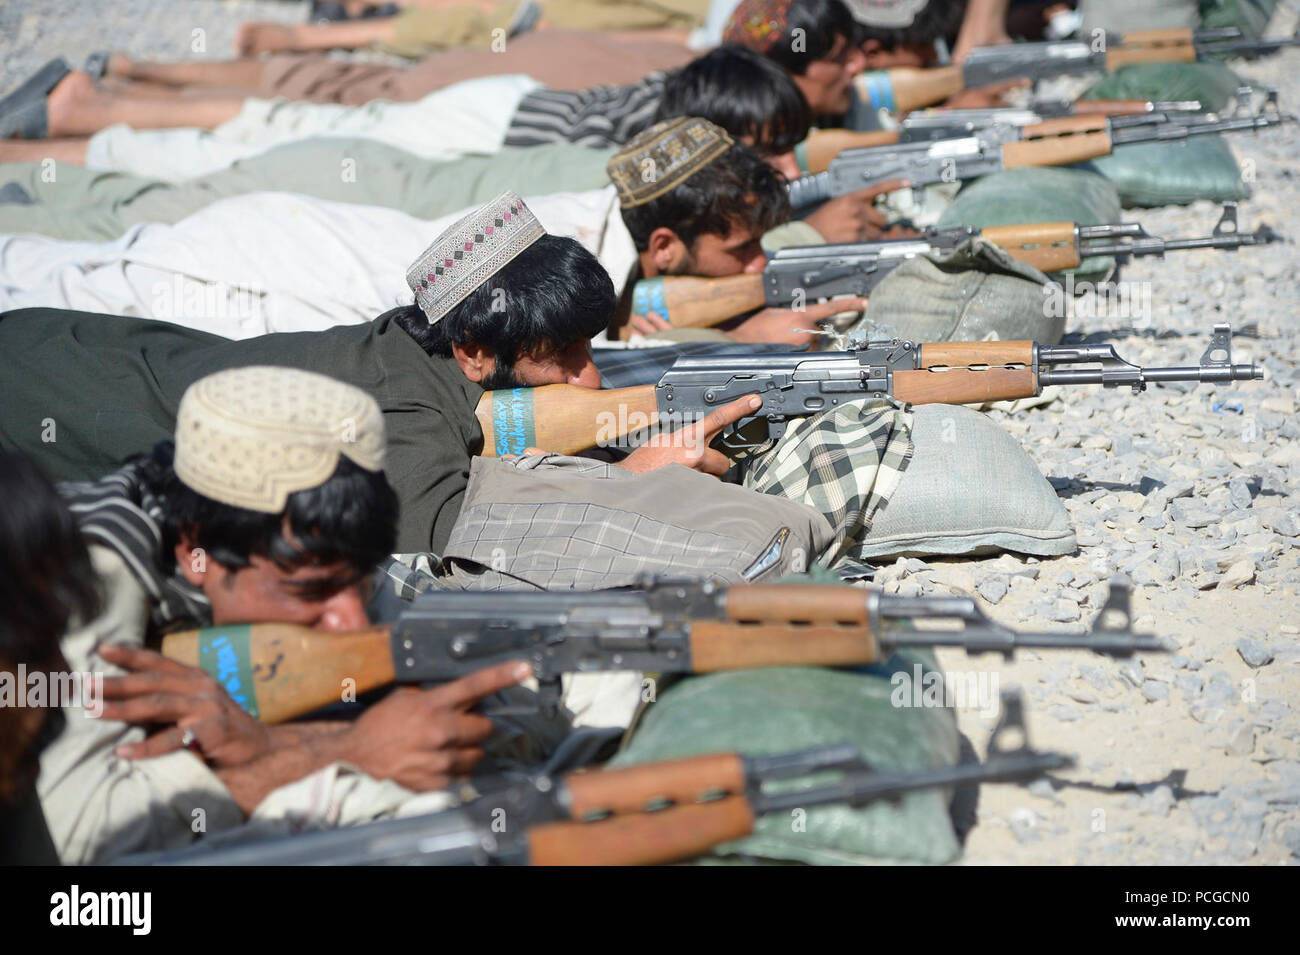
{"left": 613, "top": 662, "right": 964, "bottom": 865}
{"left": 1082, "top": 61, "right": 1246, "bottom": 112}
{"left": 1083, "top": 136, "right": 1251, "bottom": 206}
{"left": 1080, "top": 0, "right": 1200, "bottom": 36}
{"left": 1199, "top": 0, "right": 1278, "bottom": 40}
{"left": 936, "top": 167, "right": 1123, "bottom": 284}
{"left": 855, "top": 405, "right": 1077, "bottom": 559}
{"left": 850, "top": 238, "right": 1065, "bottom": 344}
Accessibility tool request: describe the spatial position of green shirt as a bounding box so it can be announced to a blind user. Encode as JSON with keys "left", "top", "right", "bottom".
{"left": 0, "top": 307, "right": 483, "bottom": 553}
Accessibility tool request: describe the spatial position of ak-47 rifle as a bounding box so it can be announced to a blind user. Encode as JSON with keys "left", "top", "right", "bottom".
{"left": 855, "top": 27, "right": 1300, "bottom": 114}
{"left": 802, "top": 100, "right": 1203, "bottom": 173}
{"left": 161, "top": 578, "right": 1159, "bottom": 724}
{"left": 622, "top": 204, "right": 1278, "bottom": 334}
{"left": 139, "top": 692, "right": 1068, "bottom": 865}
{"left": 789, "top": 95, "right": 1289, "bottom": 209}
{"left": 485, "top": 325, "right": 1262, "bottom": 455}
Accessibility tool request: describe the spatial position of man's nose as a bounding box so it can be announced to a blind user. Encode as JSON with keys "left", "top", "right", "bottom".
{"left": 768, "top": 150, "right": 802, "bottom": 182}
{"left": 315, "top": 585, "right": 369, "bottom": 632}
{"left": 567, "top": 343, "right": 603, "bottom": 389}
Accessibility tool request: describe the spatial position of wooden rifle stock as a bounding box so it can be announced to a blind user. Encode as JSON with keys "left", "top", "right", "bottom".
{"left": 803, "top": 127, "right": 900, "bottom": 174}
{"left": 619, "top": 273, "right": 766, "bottom": 339}
{"left": 475, "top": 383, "right": 658, "bottom": 456}
{"left": 528, "top": 796, "right": 756, "bottom": 865}
{"left": 1002, "top": 128, "right": 1112, "bottom": 168}
{"left": 978, "top": 222, "right": 1081, "bottom": 272}
{"left": 162, "top": 623, "right": 395, "bottom": 724}
{"left": 857, "top": 65, "right": 964, "bottom": 114}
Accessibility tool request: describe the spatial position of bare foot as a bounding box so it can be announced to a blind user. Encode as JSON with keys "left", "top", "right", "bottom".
{"left": 45, "top": 70, "right": 105, "bottom": 137}
{"left": 236, "top": 22, "right": 297, "bottom": 56}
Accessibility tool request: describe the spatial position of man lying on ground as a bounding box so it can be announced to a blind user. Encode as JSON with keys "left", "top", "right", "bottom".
{"left": 36, "top": 367, "right": 537, "bottom": 863}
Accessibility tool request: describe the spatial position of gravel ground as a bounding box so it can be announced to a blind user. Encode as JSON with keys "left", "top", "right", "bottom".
{"left": 1, "top": 1, "right": 307, "bottom": 95}
{"left": 1, "top": 0, "right": 1297, "bottom": 865}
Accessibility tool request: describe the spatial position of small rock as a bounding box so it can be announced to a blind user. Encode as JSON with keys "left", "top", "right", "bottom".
{"left": 1141, "top": 680, "right": 1169, "bottom": 703}
{"left": 1237, "top": 638, "right": 1274, "bottom": 669}
{"left": 977, "top": 577, "right": 1008, "bottom": 605}
{"left": 1137, "top": 785, "right": 1176, "bottom": 817}
{"left": 1226, "top": 723, "right": 1255, "bottom": 757}
{"left": 1048, "top": 599, "right": 1081, "bottom": 623}
{"left": 1118, "top": 659, "right": 1144, "bottom": 688}
{"left": 1217, "top": 560, "right": 1257, "bottom": 590}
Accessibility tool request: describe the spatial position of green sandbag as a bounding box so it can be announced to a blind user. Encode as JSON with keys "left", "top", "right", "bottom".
{"left": 936, "top": 166, "right": 1122, "bottom": 284}
{"left": 1199, "top": 0, "right": 1278, "bottom": 40}
{"left": 1081, "top": 61, "right": 1246, "bottom": 112}
{"left": 613, "top": 660, "right": 965, "bottom": 865}
{"left": 1083, "top": 136, "right": 1251, "bottom": 206}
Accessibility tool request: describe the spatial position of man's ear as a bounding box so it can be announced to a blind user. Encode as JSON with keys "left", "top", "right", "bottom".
{"left": 452, "top": 341, "right": 495, "bottom": 383}
{"left": 174, "top": 531, "right": 208, "bottom": 587}
{"left": 646, "top": 227, "right": 689, "bottom": 276}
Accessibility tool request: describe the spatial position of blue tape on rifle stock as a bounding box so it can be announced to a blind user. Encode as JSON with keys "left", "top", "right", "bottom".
{"left": 196, "top": 626, "right": 259, "bottom": 718}
{"left": 861, "top": 71, "right": 896, "bottom": 114}
{"left": 632, "top": 277, "right": 671, "bottom": 326}
{"left": 492, "top": 388, "right": 537, "bottom": 456}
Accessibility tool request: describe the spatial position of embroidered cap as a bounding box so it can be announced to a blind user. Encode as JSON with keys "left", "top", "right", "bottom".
{"left": 607, "top": 117, "right": 735, "bottom": 209}
{"left": 174, "top": 366, "right": 386, "bottom": 514}
{"left": 842, "top": 0, "right": 928, "bottom": 28}
{"left": 406, "top": 190, "right": 545, "bottom": 325}
{"left": 723, "top": 0, "right": 795, "bottom": 53}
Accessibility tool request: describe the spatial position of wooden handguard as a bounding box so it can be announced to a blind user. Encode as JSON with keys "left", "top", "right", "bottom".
{"left": 725, "top": 584, "right": 869, "bottom": 625}
{"left": 918, "top": 340, "right": 1035, "bottom": 368}
{"left": 1123, "top": 28, "right": 1196, "bottom": 46}
{"left": 619, "top": 274, "right": 766, "bottom": 339}
{"left": 162, "top": 624, "right": 395, "bottom": 724}
{"left": 1105, "top": 42, "right": 1196, "bottom": 69}
{"left": 475, "top": 383, "right": 658, "bottom": 456}
{"left": 870, "top": 65, "right": 964, "bottom": 113}
{"left": 566, "top": 754, "right": 747, "bottom": 818}
{"left": 979, "top": 221, "right": 1081, "bottom": 272}
{"left": 528, "top": 797, "right": 756, "bottom": 865}
{"left": 1002, "top": 129, "right": 1112, "bottom": 168}
{"left": 804, "top": 128, "right": 900, "bottom": 173}
{"left": 1073, "top": 99, "right": 1159, "bottom": 117}
{"left": 688, "top": 622, "right": 878, "bottom": 672}
{"left": 891, "top": 366, "right": 1039, "bottom": 406}
{"left": 1020, "top": 115, "right": 1109, "bottom": 138}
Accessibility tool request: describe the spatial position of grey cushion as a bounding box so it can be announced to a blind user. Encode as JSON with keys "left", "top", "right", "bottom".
{"left": 854, "top": 405, "right": 1076, "bottom": 558}
{"left": 850, "top": 238, "right": 1066, "bottom": 345}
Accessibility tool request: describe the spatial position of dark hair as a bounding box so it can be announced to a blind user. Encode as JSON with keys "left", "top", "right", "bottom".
{"left": 138, "top": 442, "right": 398, "bottom": 578}
{"left": 763, "top": 0, "right": 859, "bottom": 75}
{"left": 657, "top": 45, "right": 812, "bottom": 155}
{"left": 0, "top": 453, "right": 100, "bottom": 668}
{"left": 395, "top": 233, "right": 612, "bottom": 377}
{"left": 856, "top": 0, "right": 964, "bottom": 50}
{"left": 621, "top": 140, "right": 792, "bottom": 252}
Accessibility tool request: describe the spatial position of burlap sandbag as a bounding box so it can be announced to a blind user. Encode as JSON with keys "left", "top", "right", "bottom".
{"left": 1080, "top": 0, "right": 1200, "bottom": 36}
{"left": 850, "top": 238, "right": 1063, "bottom": 344}
{"left": 1199, "top": 0, "right": 1279, "bottom": 42}
{"left": 936, "top": 166, "right": 1122, "bottom": 285}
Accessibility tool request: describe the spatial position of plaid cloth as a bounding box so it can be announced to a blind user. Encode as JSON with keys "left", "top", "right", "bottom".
{"left": 593, "top": 341, "right": 804, "bottom": 389}
{"left": 742, "top": 397, "right": 914, "bottom": 569}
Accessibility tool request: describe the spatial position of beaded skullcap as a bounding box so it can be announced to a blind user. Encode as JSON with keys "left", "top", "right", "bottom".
{"left": 406, "top": 190, "right": 545, "bottom": 325}
{"left": 174, "top": 366, "right": 386, "bottom": 514}
{"left": 607, "top": 117, "right": 735, "bottom": 209}
{"left": 723, "top": 0, "right": 795, "bottom": 53}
